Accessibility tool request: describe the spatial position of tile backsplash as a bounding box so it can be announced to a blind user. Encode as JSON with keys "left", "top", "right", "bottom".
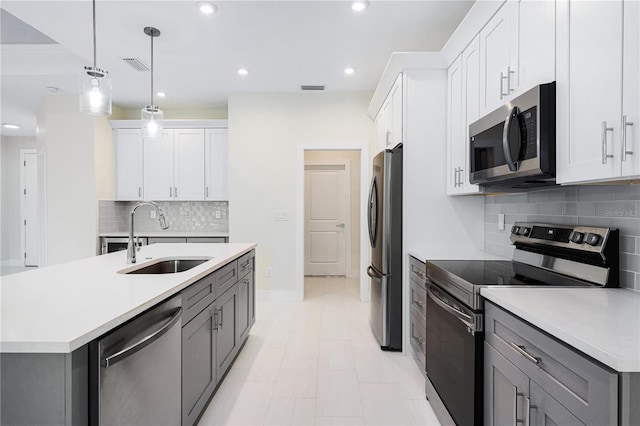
{"left": 99, "top": 201, "right": 229, "bottom": 233}
{"left": 484, "top": 184, "right": 640, "bottom": 291}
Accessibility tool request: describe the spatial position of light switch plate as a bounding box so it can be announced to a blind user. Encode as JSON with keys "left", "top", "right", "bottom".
{"left": 498, "top": 213, "right": 505, "bottom": 231}
{"left": 274, "top": 211, "right": 288, "bottom": 221}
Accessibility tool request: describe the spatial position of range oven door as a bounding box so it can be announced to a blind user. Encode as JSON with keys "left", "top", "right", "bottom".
{"left": 426, "top": 284, "right": 483, "bottom": 426}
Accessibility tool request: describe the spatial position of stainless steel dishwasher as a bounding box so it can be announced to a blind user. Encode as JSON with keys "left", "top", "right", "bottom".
{"left": 91, "top": 295, "right": 182, "bottom": 425}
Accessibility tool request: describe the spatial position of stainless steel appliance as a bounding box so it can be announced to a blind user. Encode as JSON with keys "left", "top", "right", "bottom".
{"left": 425, "top": 222, "right": 619, "bottom": 426}
{"left": 367, "top": 144, "right": 403, "bottom": 350}
{"left": 469, "top": 82, "right": 556, "bottom": 188}
{"left": 101, "top": 237, "right": 147, "bottom": 254}
{"left": 90, "top": 295, "right": 182, "bottom": 425}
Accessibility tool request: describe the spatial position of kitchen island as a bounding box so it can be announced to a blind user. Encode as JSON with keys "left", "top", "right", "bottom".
{"left": 1, "top": 243, "right": 256, "bottom": 425}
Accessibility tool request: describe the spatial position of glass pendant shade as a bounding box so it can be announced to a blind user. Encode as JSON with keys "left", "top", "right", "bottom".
{"left": 141, "top": 105, "right": 164, "bottom": 139}
{"left": 80, "top": 66, "right": 112, "bottom": 116}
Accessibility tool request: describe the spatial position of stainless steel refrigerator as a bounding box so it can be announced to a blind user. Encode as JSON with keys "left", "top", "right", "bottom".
{"left": 367, "top": 144, "right": 402, "bottom": 350}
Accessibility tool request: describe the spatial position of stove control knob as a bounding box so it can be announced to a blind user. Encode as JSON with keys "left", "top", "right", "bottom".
{"left": 511, "top": 226, "right": 520, "bottom": 235}
{"left": 585, "top": 233, "right": 601, "bottom": 246}
{"left": 520, "top": 227, "right": 531, "bottom": 236}
{"left": 570, "top": 231, "right": 584, "bottom": 244}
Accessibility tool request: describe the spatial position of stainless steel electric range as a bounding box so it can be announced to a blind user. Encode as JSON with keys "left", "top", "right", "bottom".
{"left": 424, "top": 222, "right": 620, "bottom": 426}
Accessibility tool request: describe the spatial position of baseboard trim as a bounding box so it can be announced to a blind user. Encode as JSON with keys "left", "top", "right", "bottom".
{"left": 1, "top": 259, "right": 23, "bottom": 267}
{"left": 256, "top": 290, "right": 300, "bottom": 303}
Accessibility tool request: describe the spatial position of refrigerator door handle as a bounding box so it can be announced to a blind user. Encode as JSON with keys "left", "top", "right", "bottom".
{"left": 368, "top": 176, "right": 378, "bottom": 248}
{"left": 367, "top": 266, "right": 382, "bottom": 282}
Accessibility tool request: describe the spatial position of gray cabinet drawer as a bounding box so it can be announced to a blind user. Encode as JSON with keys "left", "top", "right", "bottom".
{"left": 410, "top": 279, "right": 427, "bottom": 323}
{"left": 182, "top": 273, "right": 216, "bottom": 325}
{"left": 485, "top": 302, "right": 618, "bottom": 426}
{"left": 409, "top": 312, "right": 426, "bottom": 376}
{"left": 215, "top": 260, "right": 238, "bottom": 298}
{"left": 237, "top": 250, "right": 255, "bottom": 279}
{"left": 410, "top": 256, "right": 427, "bottom": 287}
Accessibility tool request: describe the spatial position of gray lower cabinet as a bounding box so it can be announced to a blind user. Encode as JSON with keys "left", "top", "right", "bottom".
{"left": 182, "top": 304, "right": 217, "bottom": 426}
{"left": 215, "top": 285, "right": 238, "bottom": 380}
{"left": 409, "top": 256, "right": 427, "bottom": 376}
{"left": 181, "top": 249, "right": 255, "bottom": 426}
{"left": 485, "top": 301, "right": 618, "bottom": 426}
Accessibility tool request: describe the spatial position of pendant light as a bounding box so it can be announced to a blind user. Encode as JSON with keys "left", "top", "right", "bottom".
{"left": 80, "top": 0, "right": 112, "bottom": 116}
{"left": 141, "top": 27, "right": 163, "bottom": 139}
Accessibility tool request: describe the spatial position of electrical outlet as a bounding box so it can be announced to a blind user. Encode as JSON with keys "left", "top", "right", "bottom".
{"left": 150, "top": 210, "right": 157, "bottom": 219}
{"left": 498, "top": 213, "right": 505, "bottom": 231}
{"left": 266, "top": 266, "right": 273, "bottom": 277}
{"left": 215, "top": 210, "right": 221, "bottom": 219}
{"left": 274, "top": 211, "right": 288, "bottom": 221}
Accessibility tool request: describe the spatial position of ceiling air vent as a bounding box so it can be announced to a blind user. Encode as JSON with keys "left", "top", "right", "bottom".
{"left": 122, "top": 57, "right": 150, "bottom": 71}
{"left": 301, "top": 85, "right": 325, "bottom": 91}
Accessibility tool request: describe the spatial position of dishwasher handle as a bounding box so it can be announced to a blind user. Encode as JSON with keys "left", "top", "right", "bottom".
{"left": 102, "top": 307, "right": 182, "bottom": 368}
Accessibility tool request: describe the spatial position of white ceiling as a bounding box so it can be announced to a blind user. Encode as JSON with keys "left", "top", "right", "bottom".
{"left": 1, "top": 1, "right": 473, "bottom": 137}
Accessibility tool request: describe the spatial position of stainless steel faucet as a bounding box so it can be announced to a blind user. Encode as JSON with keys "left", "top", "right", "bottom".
{"left": 128, "top": 201, "right": 169, "bottom": 264}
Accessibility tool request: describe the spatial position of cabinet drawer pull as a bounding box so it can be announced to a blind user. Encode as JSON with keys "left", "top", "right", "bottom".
{"left": 412, "top": 299, "right": 425, "bottom": 309}
{"left": 601, "top": 121, "right": 614, "bottom": 164}
{"left": 509, "top": 341, "right": 540, "bottom": 365}
{"left": 212, "top": 308, "right": 219, "bottom": 331}
{"left": 622, "top": 115, "right": 634, "bottom": 161}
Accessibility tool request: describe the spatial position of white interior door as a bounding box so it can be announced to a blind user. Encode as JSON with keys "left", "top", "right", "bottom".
{"left": 22, "top": 151, "right": 38, "bottom": 266}
{"left": 304, "top": 164, "right": 347, "bottom": 276}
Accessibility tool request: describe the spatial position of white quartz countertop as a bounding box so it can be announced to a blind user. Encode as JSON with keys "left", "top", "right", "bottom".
{"left": 408, "top": 248, "right": 508, "bottom": 263}
{"left": 481, "top": 287, "right": 640, "bottom": 372}
{"left": 99, "top": 231, "right": 229, "bottom": 238}
{"left": 1, "top": 243, "right": 255, "bottom": 354}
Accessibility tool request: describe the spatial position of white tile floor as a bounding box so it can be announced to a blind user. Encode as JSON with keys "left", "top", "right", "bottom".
{"left": 198, "top": 276, "right": 441, "bottom": 426}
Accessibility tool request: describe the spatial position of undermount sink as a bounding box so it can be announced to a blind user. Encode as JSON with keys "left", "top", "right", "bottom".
{"left": 119, "top": 257, "right": 212, "bottom": 275}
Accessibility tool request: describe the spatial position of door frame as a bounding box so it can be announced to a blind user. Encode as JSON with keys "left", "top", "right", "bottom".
{"left": 20, "top": 149, "right": 38, "bottom": 267}
{"left": 296, "top": 141, "right": 370, "bottom": 302}
{"left": 304, "top": 160, "right": 351, "bottom": 278}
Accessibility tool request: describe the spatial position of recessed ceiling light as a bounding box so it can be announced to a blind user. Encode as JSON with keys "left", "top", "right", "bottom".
{"left": 237, "top": 68, "right": 249, "bottom": 76}
{"left": 198, "top": 2, "right": 217, "bottom": 15}
{"left": 157, "top": 92, "right": 166, "bottom": 97}
{"left": 3, "top": 124, "right": 20, "bottom": 129}
{"left": 344, "top": 67, "right": 356, "bottom": 75}
{"left": 352, "top": 1, "right": 369, "bottom": 12}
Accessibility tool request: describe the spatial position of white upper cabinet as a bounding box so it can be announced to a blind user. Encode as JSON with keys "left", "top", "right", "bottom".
{"left": 479, "top": 1, "right": 517, "bottom": 115}
{"left": 448, "top": 36, "right": 483, "bottom": 195}
{"left": 556, "top": 0, "right": 638, "bottom": 183}
{"left": 205, "top": 129, "right": 229, "bottom": 201}
{"left": 375, "top": 73, "right": 404, "bottom": 152}
{"left": 144, "top": 129, "right": 176, "bottom": 201}
{"left": 480, "top": 0, "right": 555, "bottom": 116}
{"left": 173, "top": 129, "right": 205, "bottom": 201}
{"left": 115, "top": 129, "right": 144, "bottom": 201}
{"left": 622, "top": 0, "right": 639, "bottom": 177}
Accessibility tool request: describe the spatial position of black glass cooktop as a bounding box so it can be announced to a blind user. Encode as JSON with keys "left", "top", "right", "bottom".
{"left": 427, "top": 260, "right": 592, "bottom": 287}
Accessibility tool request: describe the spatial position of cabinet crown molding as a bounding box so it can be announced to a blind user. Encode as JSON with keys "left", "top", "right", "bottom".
{"left": 110, "top": 119, "right": 228, "bottom": 129}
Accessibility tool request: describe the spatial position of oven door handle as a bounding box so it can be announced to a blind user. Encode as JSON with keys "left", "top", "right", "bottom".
{"left": 427, "top": 287, "right": 476, "bottom": 330}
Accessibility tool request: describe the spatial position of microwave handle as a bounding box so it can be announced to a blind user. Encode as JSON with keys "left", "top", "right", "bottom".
{"left": 502, "top": 106, "right": 521, "bottom": 172}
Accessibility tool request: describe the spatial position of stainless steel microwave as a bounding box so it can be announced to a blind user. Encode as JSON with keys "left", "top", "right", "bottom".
{"left": 469, "top": 82, "right": 556, "bottom": 188}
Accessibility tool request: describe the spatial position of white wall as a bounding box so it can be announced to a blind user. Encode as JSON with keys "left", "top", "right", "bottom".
{"left": 1, "top": 136, "right": 36, "bottom": 263}
{"left": 304, "top": 150, "right": 361, "bottom": 276}
{"left": 228, "top": 92, "right": 373, "bottom": 297}
{"left": 36, "top": 95, "right": 104, "bottom": 265}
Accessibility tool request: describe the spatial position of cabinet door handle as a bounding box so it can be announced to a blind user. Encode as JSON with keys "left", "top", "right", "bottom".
{"left": 385, "top": 130, "right": 391, "bottom": 145}
{"left": 500, "top": 72, "right": 508, "bottom": 99}
{"left": 525, "top": 396, "right": 534, "bottom": 426}
{"left": 513, "top": 388, "right": 526, "bottom": 426}
{"left": 622, "top": 115, "right": 635, "bottom": 161}
{"left": 174, "top": 187, "right": 178, "bottom": 198}
{"left": 138, "top": 187, "right": 142, "bottom": 198}
{"left": 507, "top": 66, "right": 515, "bottom": 93}
{"left": 212, "top": 308, "right": 219, "bottom": 331}
{"left": 218, "top": 306, "right": 223, "bottom": 329}
{"left": 509, "top": 341, "right": 540, "bottom": 365}
{"left": 206, "top": 186, "right": 209, "bottom": 198}
{"left": 601, "top": 121, "right": 614, "bottom": 164}
{"left": 169, "top": 187, "right": 172, "bottom": 197}
{"left": 459, "top": 167, "right": 464, "bottom": 185}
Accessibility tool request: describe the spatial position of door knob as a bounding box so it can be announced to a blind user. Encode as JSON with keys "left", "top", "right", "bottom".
{"left": 336, "top": 223, "right": 345, "bottom": 228}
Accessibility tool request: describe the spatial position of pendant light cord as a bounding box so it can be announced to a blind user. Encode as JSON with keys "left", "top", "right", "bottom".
{"left": 150, "top": 33, "right": 154, "bottom": 106}
{"left": 92, "top": 0, "right": 97, "bottom": 69}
